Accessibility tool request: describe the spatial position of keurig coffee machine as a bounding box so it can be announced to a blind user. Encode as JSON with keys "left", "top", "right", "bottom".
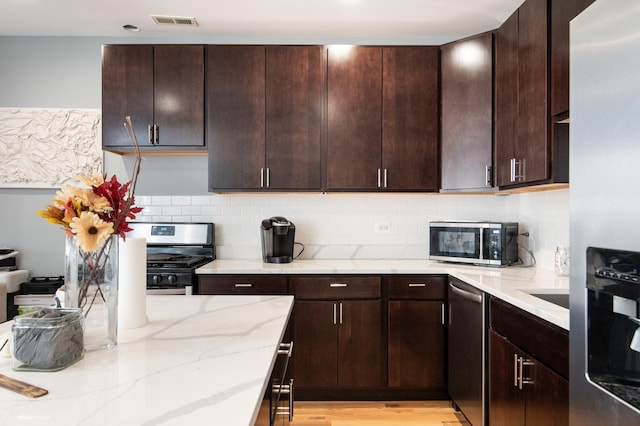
{"left": 261, "top": 217, "right": 295, "bottom": 263}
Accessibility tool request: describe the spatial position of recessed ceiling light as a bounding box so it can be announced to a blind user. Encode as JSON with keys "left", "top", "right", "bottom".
{"left": 123, "top": 24, "right": 140, "bottom": 32}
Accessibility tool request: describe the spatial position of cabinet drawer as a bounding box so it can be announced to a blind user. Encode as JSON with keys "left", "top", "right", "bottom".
{"left": 292, "top": 276, "right": 381, "bottom": 299}
{"left": 490, "top": 297, "right": 569, "bottom": 378}
{"left": 198, "top": 275, "right": 288, "bottom": 295}
{"left": 387, "top": 275, "right": 446, "bottom": 299}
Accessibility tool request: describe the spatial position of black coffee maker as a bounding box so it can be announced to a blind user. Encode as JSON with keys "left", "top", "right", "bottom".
{"left": 261, "top": 217, "right": 295, "bottom": 263}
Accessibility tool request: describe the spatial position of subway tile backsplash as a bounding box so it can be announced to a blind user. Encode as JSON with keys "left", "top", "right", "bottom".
{"left": 135, "top": 189, "right": 569, "bottom": 270}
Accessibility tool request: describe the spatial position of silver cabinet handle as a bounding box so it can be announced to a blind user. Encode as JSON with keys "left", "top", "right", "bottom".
{"left": 260, "top": 168, "right": 270, "bottom": 187}
{"left": 148, "top": 124, "right": 154, "bottom": 145}
{"left": 517, "top": 159, "right": 526, "bottom": 182}
{"left": 383, "top": 168, "right": 388, "bottom": 188}
{"left": 234, "top": 283, "right": 252, "bottom": 288}
{"left": 485, "top": 165, "right": 492, "bottom": 187}
{"left": 521, "top": 358, "right": 535, "bottom": 388}
{"left": 408, "top": 283, "right": 426, "bottom": 287}
{"left": 273, "top": 378, "right": 294, "bottom": 421}
{"left": 377, "top": 168, "right": 382, "bottom": 187}
{"left": 153, "top": 124, "right": 159, "bottom": 144}
{"left": 332, "top": 302, "right": 344, "bottom": 324}
{"left": 441, "top": 303, "right": 445, "bottom": 325}
{"left": 510, "top": 158, "right": 526, "bottom": 182}
{"left": 289, "top": 378, "right": 294, "bottom": 421}
{"left": 514, "top": 355, "right": 535, "bottom": 389}
{"left": 329, "top": 283, "right": 348, "bottom": 287}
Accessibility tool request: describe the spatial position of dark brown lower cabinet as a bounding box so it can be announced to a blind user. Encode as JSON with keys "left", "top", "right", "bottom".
{"left": 388, "top": 300, "right": 445, "bottom": 389}
{"left": 489, "top": 330, "right": 568, "bottom": 426}
{"left": 386, "top": 275, "right": 447, "bottom": 394}
{"left": 489, "top": 297, "right": 569, "bottom": 426}
{"left": 294, "top": 299, "right": 382, "bottom": 389}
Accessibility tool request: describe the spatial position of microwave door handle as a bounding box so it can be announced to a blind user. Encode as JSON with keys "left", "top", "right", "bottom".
{"left": 479, "top": 228, "right": 484, "bottom": 260}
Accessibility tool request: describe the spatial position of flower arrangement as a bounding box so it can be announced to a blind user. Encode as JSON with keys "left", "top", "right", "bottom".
{"left": 38, "top": 116, "right": 142, "bottom": 252}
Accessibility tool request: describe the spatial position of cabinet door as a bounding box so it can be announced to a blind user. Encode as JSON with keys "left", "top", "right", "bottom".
{"left": 326, "top": 46, "right": 382, "bottom": 190}
{"left": 516, "top": 0, "right": 549, "bottom": 184}
{"left": 495, "top": 9, "right": 519, "bottom": 187}
{"left": 489, "top": 330, "right": 526, "bottom": 426}
{"left": 550, "top": 0, "right": 596, "bottom": 117}
{"left": 102, "top": 45, "right": 153, "bottom": 149}
{"left": 382, "top": 47, "right": 439, "bottom": 191}
{"left": 294, "top": 300, "right": 338, "bottom": 388}
{"left": 207, "top": 46, "right": 265, "bottom": 190}
{"left": 388, "top": 300, "right": 445, "bottom": 388}
{"left": 338, "top": 300, "right": 383, "bottom": 387}
{"left": 265, "top": 46, "right": 322, "bottom": 190}
{"left": 153, "top": 45, "right": 204, "bottom": 147}
{"left": 525, "top": 357, "right": 569, "bottom": 426}
{"left": 441, "top": 34, "right": 494, "bottom": 191}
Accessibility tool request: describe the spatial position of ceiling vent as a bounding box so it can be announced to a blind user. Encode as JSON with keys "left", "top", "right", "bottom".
{"left": 150, "top": 15, "right": 198, "bottom": 26}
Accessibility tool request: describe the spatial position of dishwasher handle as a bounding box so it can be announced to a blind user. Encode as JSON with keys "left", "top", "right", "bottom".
{"left": 449, "top": 281, "right": 483, "bottom": 304}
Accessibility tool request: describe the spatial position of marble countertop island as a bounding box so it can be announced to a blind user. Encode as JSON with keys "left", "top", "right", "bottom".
{"left": 197, "top": 259, "right": 569, "bottom": 330}
{"left": 0, "top": 295, "right": 294, "bottom": 426}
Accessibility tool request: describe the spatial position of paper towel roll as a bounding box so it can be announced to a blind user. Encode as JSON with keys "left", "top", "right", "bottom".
{"left": 118, "top": 237, "right": 147, "bottom": 329}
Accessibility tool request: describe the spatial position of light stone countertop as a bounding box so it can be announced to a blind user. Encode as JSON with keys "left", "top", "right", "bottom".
{"left": 196, "top": 259, "right": 570, "bottom": 330}
{"left": 0, "top": 294, "right": 294, "bottom": 426}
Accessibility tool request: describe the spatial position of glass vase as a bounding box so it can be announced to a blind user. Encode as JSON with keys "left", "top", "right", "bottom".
{"left": 64, "top": 235, "right": 119, "bottom": 351}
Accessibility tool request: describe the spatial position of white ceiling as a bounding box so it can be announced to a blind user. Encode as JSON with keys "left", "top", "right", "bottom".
{"left": 0, "top": 0, "right": 524, "bottom": 44}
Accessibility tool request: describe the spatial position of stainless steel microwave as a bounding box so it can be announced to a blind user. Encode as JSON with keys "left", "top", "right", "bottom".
{"left": 429, "top": 221, "right": 519, "bottom": 266}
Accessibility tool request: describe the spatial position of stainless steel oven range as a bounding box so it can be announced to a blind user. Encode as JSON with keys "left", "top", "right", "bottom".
{"left": 128, "top": 222, "right": 215, "bottom": 295}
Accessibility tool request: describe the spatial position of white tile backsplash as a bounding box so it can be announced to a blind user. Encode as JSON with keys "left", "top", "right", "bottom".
{"left": 135, "top": 188, "right": 570, "bottom": 270}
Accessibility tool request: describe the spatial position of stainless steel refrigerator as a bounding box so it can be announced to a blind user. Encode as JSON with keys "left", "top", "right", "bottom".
{"left": 570, "top": 0, "right": 640, "bottom": 423}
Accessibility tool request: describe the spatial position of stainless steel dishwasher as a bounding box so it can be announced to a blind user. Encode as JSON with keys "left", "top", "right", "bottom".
{"left": 448, "top": 277, "right": 487, "bottom": 426}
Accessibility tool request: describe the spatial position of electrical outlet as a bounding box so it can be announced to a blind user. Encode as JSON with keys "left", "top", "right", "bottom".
{"left": 374, "top": 222, "right": 391, "bottom": 233}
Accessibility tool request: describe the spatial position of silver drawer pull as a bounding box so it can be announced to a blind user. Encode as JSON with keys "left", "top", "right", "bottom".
{"left": 278, "top": 341, "right": 294, "bottom": 357}
{"left": 408, "top": 283, "right": 426, "bottom": 287}
{"left": 234, "top": 283, "right": 253, "bottom": 287}
{"left": 329, "top": 283, "right": 348, "bottom": 287}
{"left": 272, "top": 378, "right": 294, "bottom": 421}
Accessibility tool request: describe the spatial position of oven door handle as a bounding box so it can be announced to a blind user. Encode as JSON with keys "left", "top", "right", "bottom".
{"left": 146, "top": 288, "right": 187, "bottom": 295}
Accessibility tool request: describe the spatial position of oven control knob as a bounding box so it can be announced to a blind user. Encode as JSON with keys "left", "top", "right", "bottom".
{"left": 152, "top": 275, "right": 163, "bottom": 285}
{"left": 167, "top": 275, "right": 177, "bottom": 284}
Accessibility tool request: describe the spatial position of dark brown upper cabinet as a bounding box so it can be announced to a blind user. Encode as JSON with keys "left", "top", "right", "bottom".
{"left": 495, "top": 0, "right": 549, "bottom": 188}
{"left": 495, "top": 0, "right": 595, "bottom": 189}
{"left": 266, "top": 46, "right": 323, "bottom": 190}
{"left": 441, "top": 33, "right": 494, "bottom": 192}
{"left": 102, "top": 45, "right": 205, "bottom": 152}
{"left": 207, "top": 45, "right": 322, "bottom": 191}
{"left": 550, "top": 0, "right": 597, "bottom": 118}
{"left": 326, "top": 46, "right": 382, "bottom": 191}
{"left": 326, "top": 46, "right": 439, "bottom": 192}
{"left": 495, "top": 8, "right": 520, "bottom": 188}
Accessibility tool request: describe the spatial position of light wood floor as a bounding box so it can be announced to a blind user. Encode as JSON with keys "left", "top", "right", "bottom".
{"left": 291, "top": 401, "right": 471, "bottom": 426}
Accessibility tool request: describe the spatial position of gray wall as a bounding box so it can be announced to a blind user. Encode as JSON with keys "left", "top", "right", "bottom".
{"left": 0, "top": 36, "right": 209, "bottom": 275}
